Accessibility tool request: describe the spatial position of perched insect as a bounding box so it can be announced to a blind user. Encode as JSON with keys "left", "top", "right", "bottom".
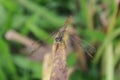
{"left": 55, "top": 16, "right": 72, "bottom": 43}
{"left": 55, "top": 16, "right": 96, "bottom": 57}
{"left": 29, "top": 16, "right": 96, "bottom": 58}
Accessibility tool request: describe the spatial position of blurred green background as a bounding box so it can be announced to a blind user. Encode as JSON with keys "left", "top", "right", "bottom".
{"left": 0, "top": 0, "right": 120, "bottom": 80}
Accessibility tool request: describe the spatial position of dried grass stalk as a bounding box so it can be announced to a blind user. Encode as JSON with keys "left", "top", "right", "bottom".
{"left": 5, "top": 30, "right": 51, "bottom": 61}
{"left": 42, "top": 53, "right": 52, "bottom": 80}
{"left": 100, "top": 13, "right": 108, "bottom": 33}
{"left": 50, "top": 41, "right": 67, "bottom": 80}
{"left": 5, "top": 30, "right": 34, "bottom": 46}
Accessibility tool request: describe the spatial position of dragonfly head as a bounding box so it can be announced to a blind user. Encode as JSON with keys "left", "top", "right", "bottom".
{"left": 55, "top": 37, "right": 62, "bottom": 43}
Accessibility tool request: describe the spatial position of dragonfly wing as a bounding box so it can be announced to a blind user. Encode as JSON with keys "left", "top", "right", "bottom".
{"left": 70, "top": 36, "right": 96, "bottom": 57}
{"left": 28, "top": 31, "right": 58, "bottom": 55}
{"left": 80, "top": 39, "right": 96, "bottom": 57}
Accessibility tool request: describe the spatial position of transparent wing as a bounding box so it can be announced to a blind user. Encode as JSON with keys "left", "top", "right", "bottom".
{"left": 70, "top": 35, "right": 96, "bottom": 58}
{"left": 28, "top": 31, "right": 57, "bottom": 55}
{"left": 80, "top": 39, "right": 96, "bottom": 57}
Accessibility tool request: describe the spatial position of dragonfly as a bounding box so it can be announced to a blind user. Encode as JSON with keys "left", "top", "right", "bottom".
{"left": 29, "top": 16, "right": 96, "bottom": 58}
{"left": 54, "top": 16, "right": 72, "bottom": 43}
{"left": 54, "top": 16, "right": 96, "bottom": 57}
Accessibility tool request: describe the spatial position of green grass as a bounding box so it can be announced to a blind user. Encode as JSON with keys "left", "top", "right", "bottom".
{"left": 0, "top": 0, "right": 120, "bottom": 80}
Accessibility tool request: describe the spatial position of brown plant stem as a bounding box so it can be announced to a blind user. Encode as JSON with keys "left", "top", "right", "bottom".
{"left": 50, "top": 41, "right": 67, "bottom": 80}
